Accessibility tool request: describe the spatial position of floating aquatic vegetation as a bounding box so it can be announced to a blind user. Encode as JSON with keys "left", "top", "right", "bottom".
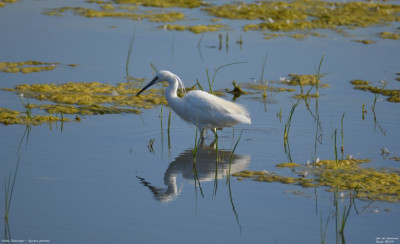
{"left": 379, "top": 31, "right": 400, "bottom": 40}
{"left": 204, "top": 0, "right": 400, "bottom": 38}
{"left": 350, "top": 80, "right": 400, "bottom": 103}
{"left": 226, "top": 80, "right": 248, "bottom": 96}
{"left": 275, "top": 162, "right": 300, "bottom": 168}
{"left": 0, "top": 108, "right": 69, "bottom": 126}
{"left": 350, "top": 79, "right": 370, "bottom": 86}
{"left": 233, "top": 158, "right": 400, "bottom": 202}
{"left": 112, "top": 0, "right": 208, "bottom": 8}
{"left": 0, "top": 0, "right": 19, "bottom": 8}
{"left": 1, "top": 79, "right": 169, "bottom": 125}
{"left": 284, "top": 74, "right": 329, "bottom": 87}
{"left": 43, "top": 6, "right": 185, "bottom": 22}
{"left": 160, "top": 24, "right": 226, "bottom": 34}
{"left": 0, "top": 61, "right": 60, "bottom": 74}
{"left": 242, "top": 82, "right": 296, "bottom": 93}
{"left": 353, "top": 39, "right": 376, "bottom": 45}
{"left": 2, "top": 80, "right": 167, "bottom": 108}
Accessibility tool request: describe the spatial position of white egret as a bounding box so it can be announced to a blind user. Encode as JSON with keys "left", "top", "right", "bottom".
{"left": 136, "top": 70, "right": 251, "bottom": 136}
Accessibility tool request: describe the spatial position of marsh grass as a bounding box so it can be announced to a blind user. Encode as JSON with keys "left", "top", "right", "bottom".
{"left": 225, "top": 32, "right": 229, "bottom": 53}
{"left": 227, "top": 129, "right": 243, "bottom": 233}
{"left": 314, "top": 54, "right": 325, "bottom": 97}
{"left": 192, "top": 124, "right": 205, "bottom": 199}
{"left": 341, "top": 113, "right": 345, "bottom": 160}
{"left": 4, "top": 125, "right": 30, "bottom": 230}
{"left": 284, "top": 101, "right": 299, "bottom": 162}
{"left": 205, "top": 62, "right": 246, "bottom": 94}
{"left": 333, "top": 129, "right": 338, "bottom": 164}
{"left": 260, "top": 51, "right": 268, "bottom": 98}
{"left": 320, "top": 211, "right": 330, "bottom": 244}
{"left": 19, "top": 95, "right": 32, "bottom": 120}
{"left": 336, "top": 187, "right": 359, "bottom": 235}
{"left": 228, "top": 129, "right": 243, "bottom": 178}
{"left": 125, "top": 23, "right": 138, "bottom": 77}
{"left": 362, "top": 103, "right": 366, "bottom": 120}
{"left": 372, "top": 82, "right": 386, "bottom": 113}
{"left": 213, "top": 130, "right": 219, "bottom": 196}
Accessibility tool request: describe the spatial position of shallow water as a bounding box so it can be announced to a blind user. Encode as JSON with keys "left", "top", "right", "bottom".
{"left": 1, "top": 0, "right": 400, "bottom": 243}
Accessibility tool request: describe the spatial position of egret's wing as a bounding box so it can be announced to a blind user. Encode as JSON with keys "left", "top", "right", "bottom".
{"left": 182, "top": 90, "right": 250, "bottom": 128}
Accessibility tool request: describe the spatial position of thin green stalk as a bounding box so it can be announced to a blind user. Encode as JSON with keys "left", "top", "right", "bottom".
{"left": 126, "top": 23, "right": 138, "bottom": 76}
{"left": 284, "top": 101, "right": 298, "bottom": 146}
{"left": 284, "top": 101, "right": 299, "bottom": 162}
{"left": 260, "top": 51, "right": 268, "bottom": 84}
{"left": 372, "top": 82, "right": 386, "bottom": 113}
{"left": 228, "top": 129, "right": 243, "bottom": 178}
{"left": 227, "top": 131, "right": 243, "bottom": 233}
{"left": 315, "top": 54, "right": 325, "bottom": 97}
{"left": 195, "top": 78, "right": 204, "bottom": 91}
{"left": 362, "top": 103, "right": 366, "bottom": 120}
{"left": 4, "top": 154, "right": 21, "bottom": 220}
{"left": 333, "top": 129, "right": 338, "bottom": 164}
{"left": 192, "top": 126, "right": 205, "bottom": 199}
{"left": 341, "top": 113, "right": 345, "bottom": 160}
{"left": 150, "top": 63, "right": 158, "bottom": 73}
{"left": 320, "top": 211, "right": 330, "bottom": 244}
{"left": 225, "top": 32, "right": 229, "bottom": 52}
{"left": 213, "top": 129, "right": 219, "bottom": 196}
{"left": 206, "top": 62, "right": 247, "bottom": 94}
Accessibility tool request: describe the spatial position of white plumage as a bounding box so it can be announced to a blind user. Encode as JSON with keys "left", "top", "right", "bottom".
{"left": 137, "top": 70, "right": 251, "bottom": 136}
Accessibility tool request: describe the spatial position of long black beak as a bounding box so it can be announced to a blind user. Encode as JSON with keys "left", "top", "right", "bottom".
{"left": 136, "top": 76, "right": 158, "bottom": 96}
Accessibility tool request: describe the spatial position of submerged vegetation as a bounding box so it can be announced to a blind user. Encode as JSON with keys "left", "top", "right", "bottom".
{"left": 233, "top": 158, "right": 400, "bottom": 202}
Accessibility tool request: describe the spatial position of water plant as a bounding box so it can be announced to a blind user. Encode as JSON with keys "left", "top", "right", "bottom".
{"left": 205, "top": 62, "right": 246, "bottom": 94}
{"left": 315, "top": 54, "right": 325, "bottom": 97}
{"left": 341, "top": 113, "right": 345, "bottom": 160}
{"left": 204, "top": 1, "right": 400, "bottom": 39}
{"left": 0, "top": 61, "right": 60, "bottom": 74}
{"left": 283, "top": 100, "right": 299, "bottom": 162}
{"left": 125, "top": 23, "right": 137, "bottom": 76}
{"left": 160, "top": 24, "right": 226, "bottom": 34}
{"left": 233, "top": 157, "right": 400, "bottom": 202}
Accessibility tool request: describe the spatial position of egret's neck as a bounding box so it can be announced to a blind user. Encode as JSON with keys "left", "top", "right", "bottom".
{"left": 165, "top": 79, "right": 180, "bottom": 103}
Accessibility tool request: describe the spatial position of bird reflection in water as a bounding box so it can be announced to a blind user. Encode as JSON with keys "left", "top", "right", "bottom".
{"left": 137, "top": 140, "right": 250, "bottom": 203}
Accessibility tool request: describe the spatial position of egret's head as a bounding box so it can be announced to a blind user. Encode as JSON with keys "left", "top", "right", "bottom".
{"left": 136, "top": 70, "right": 185, "bottom": 96}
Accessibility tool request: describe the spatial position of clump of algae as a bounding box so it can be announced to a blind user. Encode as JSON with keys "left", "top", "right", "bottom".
{"left": 0, "top": 61, "right": 60, "bottom": 74}
{"left": 161, "top": 24, "right": 226, "bottom": 34}
{"left": 242, "top": 83, "right": 296, "bottom": 93}
{"left": 204, "top": 0, "right": 400, "bottom": 38}
{"left": 1, "top": 79, "right": 168, "bottom": 125}
{"left": 43, "top": 6, "right": 185, "bottom": 22}
{"left": 232, "top": 158, "right": 400, "bottom": 202}
{"left": 112, "top": 0, "right": 208, "bottom": 8}
{"left": 0, "top": 0, "right": 19, "bottom": 8}
{"left": 353, "top": 39, "right": 376, "bottom": 45}
{"left": 284, "top": 74, "right": 329, "bottom": 87}
{"left": 350, "top": 80, "right": 400, "bottom": 103}
{"left": 0, "top": 108, "right": 69, "bottom": 126}
{"left": 379, "top": 31, "right": 400, "bottom": 40}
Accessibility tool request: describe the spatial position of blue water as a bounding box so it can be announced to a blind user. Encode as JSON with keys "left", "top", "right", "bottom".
{"left": 1, "top": 1, "right": 400, "bottom": 243}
